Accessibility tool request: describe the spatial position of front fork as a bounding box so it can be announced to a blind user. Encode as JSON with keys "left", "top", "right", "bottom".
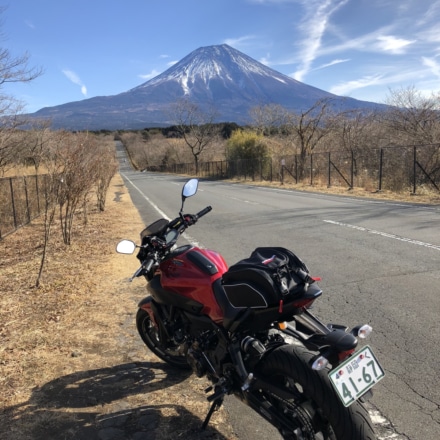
{"left": 138, "top": 296, "right": 157, "bottom": 324}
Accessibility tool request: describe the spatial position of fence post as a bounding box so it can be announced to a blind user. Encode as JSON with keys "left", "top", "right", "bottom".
{"left": 310, "top": 154, "right": 313, "bottom": 186}
{"left": 378, "top": 148, "right": 383, "bottom": 192}
{"left": 36, "top": 174, "right": 41, "bottom": 214}
{"left": 295, "top": 156, "right": 298, "bottom": 184}
{"left": 328, "top": 152, "right": 331, "bottom": 187}
{"left": 9, "top": 178, "right": 18, "bottom": 229}
{"left": 24, "top": 177, "right": 31, "bottom": 223}
{"left": 351, "top": 151, "right": 354, "bottom": 189}
{"left": 412, "top": 145, "right": 417, "bottom": 194}
{"left": 280, "top": 159, "right": 285, "bottom": 185}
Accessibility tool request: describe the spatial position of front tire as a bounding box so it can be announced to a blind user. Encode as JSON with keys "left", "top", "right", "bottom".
{"left": 255, "top": 344, "right": 376, "bottom": 440}
{"left": 136, "top": 308, "right": 190, "bottom": 370}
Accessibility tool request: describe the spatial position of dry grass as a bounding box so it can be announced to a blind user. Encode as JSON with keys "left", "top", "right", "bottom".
{"left": 0, "top": 173, "right": 236, "bottom": 440}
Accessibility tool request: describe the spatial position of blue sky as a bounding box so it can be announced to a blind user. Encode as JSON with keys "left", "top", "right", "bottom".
{"left": 3, "top": 0, "right": 440, "bottom": 113}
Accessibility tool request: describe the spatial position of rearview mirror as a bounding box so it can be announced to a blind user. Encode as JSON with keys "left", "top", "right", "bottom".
{"left": 182, "top": 178, "right": 199, "bottom": 199}
{"left": 116, "top": 240, "right": 136, "bottom": 254}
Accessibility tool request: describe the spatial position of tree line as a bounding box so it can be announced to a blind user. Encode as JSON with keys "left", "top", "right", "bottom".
{"left": 120, "top": 89, "right": 440, "bottom": 192}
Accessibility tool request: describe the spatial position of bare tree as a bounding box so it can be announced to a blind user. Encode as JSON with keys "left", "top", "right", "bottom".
{"left": 94, "top": 139, "right": 118, "bottom": 211}
{"left": 20, "top": 119, "right": 53, "bottom": 174}
{"left": 57, "top": 132, "right": 99, "bottom": 245}
{"left": 169, "top": 99, "right": 219, "bottom": 174}
{"left": 36, "top": 130, "right": 69, "bottom": 287}
{"left": 0, "top": 102, "right": 27, "bottom": 174}
{"left": 289, "top": 98, "right": 334, "bottom": 180}
{"left": 381, "top": 86, "right": 440, "bottom": 145}
{"left": 249, "top": 104, "right": 293, "bottom": 136}
{"left": 0, "top": 6, "right": 43, "bottom": 174}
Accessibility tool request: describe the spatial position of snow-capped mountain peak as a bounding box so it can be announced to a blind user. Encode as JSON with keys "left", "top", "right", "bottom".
{"left": 133, "top": 44, "right": 294, "bottom": 95}
{"left": 30, "top": 44, "right": 384, "bottom": 130}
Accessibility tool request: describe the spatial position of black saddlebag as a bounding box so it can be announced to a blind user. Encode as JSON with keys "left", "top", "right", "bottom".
{"left": 222, "top": 247, "right": 317, "bottom": 309}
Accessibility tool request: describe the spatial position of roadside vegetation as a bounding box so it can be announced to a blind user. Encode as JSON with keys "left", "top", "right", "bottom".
{"left": 117, "top": 88, "right": 440, "bottom": 202}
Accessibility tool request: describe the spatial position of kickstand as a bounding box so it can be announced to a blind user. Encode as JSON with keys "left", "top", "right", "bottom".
{"left": 201, "top": 397, "right": 224, "bottom": 430}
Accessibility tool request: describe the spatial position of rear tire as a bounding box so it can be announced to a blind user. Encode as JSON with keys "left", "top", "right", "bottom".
{"left": 255, "top": 344, "right": 376, "bottom": 440}
{"left": 136, "top": 309, "right": 190, "bottom": 370}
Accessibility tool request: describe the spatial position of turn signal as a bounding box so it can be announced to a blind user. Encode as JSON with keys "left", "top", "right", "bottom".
{"left": 358, "top": 324, "right": 373, "bottom": 339}
{"left": 311, "top": 355, "right": 329, "bottom": 371}
{"left": 278, "top": 322, "right": 287, "bottom": 330}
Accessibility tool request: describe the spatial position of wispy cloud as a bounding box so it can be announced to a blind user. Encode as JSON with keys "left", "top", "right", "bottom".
{"left": 376, "top": 35, "right": 415, "bottom": 54}
{"left": 293, "top": 0, "right": 349, "bottom": 81}
{"left": 330, "top": 74, "right": 384, "bottom": 96}
{"left": 139, "top": 69, "right": 161, "bottom": 80}
{"left": 62, "top": 69, "right": 87, "bottom": 96}
{"left": 329, "top": 64, "right": 431, "bottom": 97}
{"left": 422, "top": 56, "right": 440, "bottom": 78}
{"left": 316, "top": 58, "right": 350, "bottom": 69}
{"left": 25, "top": 20, "right": 36, "bottom": 30}
{"left": 223, "top": 35, "right": 256, "bottom": 47}
{"left": 259, "top": 54, "right": 272, "bottom": 66}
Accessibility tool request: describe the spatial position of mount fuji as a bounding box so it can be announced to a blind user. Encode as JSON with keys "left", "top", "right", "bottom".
{"left": 29, "top": 44, "right": 383, "bottom": 130}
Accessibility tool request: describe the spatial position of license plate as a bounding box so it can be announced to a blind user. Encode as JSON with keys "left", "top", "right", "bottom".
{"left": 329, "top": 345, "right": 385, "bottom": 407}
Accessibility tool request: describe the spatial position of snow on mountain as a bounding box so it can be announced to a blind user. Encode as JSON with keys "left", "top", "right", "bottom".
{"left": 30, "top": 44, "right": 384, "bottom": 130}
{"left": 137, "top": 45, "right": 291, "bottom": 92}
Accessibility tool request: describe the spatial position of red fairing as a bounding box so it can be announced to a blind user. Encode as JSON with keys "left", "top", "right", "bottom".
{"left": 159, "top": 247, "right": 229, "bottom": 323}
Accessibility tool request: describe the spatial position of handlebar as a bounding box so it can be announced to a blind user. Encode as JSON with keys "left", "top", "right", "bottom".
{"left": 195, "top": 205, "right": 212, "bottom": 220}
{"left": 134, "top": 205, "right": 212, "bottom": 277}
{"left": 176, "top": 206, "right": 212, "bottom": 228}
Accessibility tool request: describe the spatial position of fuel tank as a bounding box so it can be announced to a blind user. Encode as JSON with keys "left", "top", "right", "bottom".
{"left": 157, "top": 245, "right": 229, "bottom": 323}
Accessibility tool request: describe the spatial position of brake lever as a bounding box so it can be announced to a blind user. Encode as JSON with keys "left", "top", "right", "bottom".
{"left": 129, "top": 266, "right": 144, "bottom": 282}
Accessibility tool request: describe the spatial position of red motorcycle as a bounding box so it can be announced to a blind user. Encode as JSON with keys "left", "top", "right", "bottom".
{"left": 116, "top": 178, "right": 384, "bottom": 440}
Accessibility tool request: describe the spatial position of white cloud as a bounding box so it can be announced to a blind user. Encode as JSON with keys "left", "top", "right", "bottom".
{"left": 25, "top": 20, "right": 36, "bottom": 30}
{"left": 223, "top": 35, "right": 256, "bottom": 47}
{"left": 293, "top": 0, "right": 349, "bottom": 81}
{"left": 330, "top": 74, "right": 384, "bottom": 96}
{"left": 329, "top": 62, "right": 436, "bottom": 97}
{"left": 139, "top": 69, "right": 161, "bottom": 80}
{"left": 62, "top": 69, "right": 87, "bottom": 96}
{"left": 259, "top": 57, "right": 270, "bottom": 66}
{"left": 376, "top": 35, "right": 415, "bottom": 54}
{"left": 422, "top": 56, "right": 440, "bottom": 78}
{"left": 316, "top": 58, "right": 350, "bottom": 69}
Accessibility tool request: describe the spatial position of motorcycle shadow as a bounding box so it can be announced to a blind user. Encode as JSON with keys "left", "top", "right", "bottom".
{"left": 3, "top": 361, "right": 232, "bottom": 440}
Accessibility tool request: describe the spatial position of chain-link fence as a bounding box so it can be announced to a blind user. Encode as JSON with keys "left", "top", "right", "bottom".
{"left": 154, "top": 144, "right": 440, "bottom": 195}
{"left": 0, "top": 174, "right": 47, "bottom": 239}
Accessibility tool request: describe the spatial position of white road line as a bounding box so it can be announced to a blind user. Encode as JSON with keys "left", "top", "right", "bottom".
{"left": 324, "top": 220, "right": 440, "bottom": 251}
{"left": 229, "top": 196, "right": 259, "bottom": 204}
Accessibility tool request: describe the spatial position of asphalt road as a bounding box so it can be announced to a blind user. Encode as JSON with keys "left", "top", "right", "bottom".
{"left": 116, "top": 144, "right": 440, "bottom": 440}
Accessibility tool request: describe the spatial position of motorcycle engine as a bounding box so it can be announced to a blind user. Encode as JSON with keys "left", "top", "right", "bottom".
{"left": 186, "top": 344, "right": 208, "bottom": 377}
{"left": 185, "top": 331, "right": 221, "bottom": 378}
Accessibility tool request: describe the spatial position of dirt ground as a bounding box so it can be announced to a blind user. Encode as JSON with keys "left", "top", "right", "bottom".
{"left": 0, "top": 173, "right": 237, "bottom": 440}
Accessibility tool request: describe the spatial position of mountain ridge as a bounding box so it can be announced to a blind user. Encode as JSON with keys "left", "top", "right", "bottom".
{"left": 29, "top": 44, "right": 383, "bottom": 130}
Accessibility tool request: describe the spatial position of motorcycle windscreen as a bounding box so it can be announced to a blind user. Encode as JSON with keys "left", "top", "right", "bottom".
{"left": 140, "top": 218, "right": 169, "bottom": 239}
